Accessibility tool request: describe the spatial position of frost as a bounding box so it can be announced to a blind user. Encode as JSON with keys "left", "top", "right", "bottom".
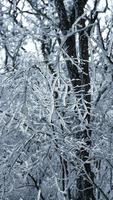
{"left": 0, "top": 0, "right": 113, "bottom": 200}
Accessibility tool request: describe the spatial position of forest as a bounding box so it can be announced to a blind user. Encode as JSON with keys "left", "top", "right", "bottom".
{"left": 0, "top": 0, "right": 113, "bottom": 199}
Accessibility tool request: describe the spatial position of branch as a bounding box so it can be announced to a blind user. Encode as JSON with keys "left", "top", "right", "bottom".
{"left": 28, "top": 173, "right": 45, "bottom": 200}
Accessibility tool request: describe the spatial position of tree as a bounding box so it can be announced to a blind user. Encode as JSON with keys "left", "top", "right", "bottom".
{"left": 53, "top": 0, "right": 98, "bottom": 199}
{"left": 0, "top": 0, "right": 113, "bottom": 200}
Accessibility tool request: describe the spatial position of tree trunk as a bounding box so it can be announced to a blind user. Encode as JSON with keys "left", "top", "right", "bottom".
{"left": 54, "top": 0, "right": 95, "bottom": 199}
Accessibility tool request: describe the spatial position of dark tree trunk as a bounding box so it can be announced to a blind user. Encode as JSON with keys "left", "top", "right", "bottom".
{"left": 54, "top": 0, "right": 95, "bottom": 199}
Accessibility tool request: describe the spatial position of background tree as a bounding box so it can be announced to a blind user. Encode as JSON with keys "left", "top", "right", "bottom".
{"left": 0, "top": 0, "right": 113, "bottom": 200}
